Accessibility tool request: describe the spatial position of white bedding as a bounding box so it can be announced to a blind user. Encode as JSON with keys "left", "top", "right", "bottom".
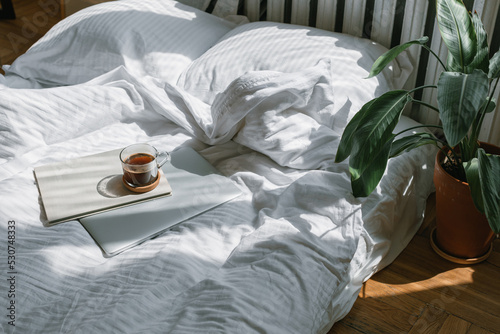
{"left": 0, "top": 1, "right": 435, "bottom": 333}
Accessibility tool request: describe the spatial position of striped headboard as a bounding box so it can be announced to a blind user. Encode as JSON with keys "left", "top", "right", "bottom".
{"left": 205, "top": 0, "right": 500, "bottom": 146}
{"left": 239, "top": 0, "right": 430, "bottom": 95}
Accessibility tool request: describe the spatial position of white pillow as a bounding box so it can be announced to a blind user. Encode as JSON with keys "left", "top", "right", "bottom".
{"left": 177, "top": 21, "right": 411, "bottom": 106}
{"left": 0, "top": 76, "right": 144, "bottom": 164}
{"left": 3, "top": 0, "right": 235, "bottom": 87}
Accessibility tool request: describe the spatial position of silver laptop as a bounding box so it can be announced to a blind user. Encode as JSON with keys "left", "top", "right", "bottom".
{"left": 79, "top": 146, "right": 242, "bottom": 256}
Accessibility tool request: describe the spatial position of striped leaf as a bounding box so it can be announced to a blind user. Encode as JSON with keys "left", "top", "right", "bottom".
{"left": 436, "top": 0, "right": 477, "bottom": 72}
{"left": 350, "top": 138, "right": 394, "bottom": 198}
{"left": 335, "top": 98, "right": 376, "bottom": 163}
{"left": 437, "top": 70, "right": 489, "bottom": 147}
{"left": 467, "top": 11, "right": 489, "bottom": 74}
{"left": 489, "top": 50, "right": 500, "bottom": 79}
{"left": 478, "top": 150, "right": 500, "bottom": 234}
{"left": 466, "top": 149, "right": 500, "bottom": 234}
{"left": 348, "top": 90, "right": 411, "bottom": 197}
{"left": 464, "top": 157, "right": 484, "bottom": 213}
{"left": 390, "top": 133, "right": 438, "bottom": 158}
{"left": 483, "top": 98, "right": 496, "bottom": 114}
{"left": 367, "top": 37, "right": 429, "bottom": 78}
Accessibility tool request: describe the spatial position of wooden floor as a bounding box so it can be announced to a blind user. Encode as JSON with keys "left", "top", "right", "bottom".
{"left": 330, "top": 193, "right": 500, "bottom": 334}
{"left": 1, "top": 1, "right": 499, "bottom": 333}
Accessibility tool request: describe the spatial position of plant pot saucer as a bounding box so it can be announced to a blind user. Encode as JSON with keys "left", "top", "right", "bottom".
{"left": 430, "top": 227, "right": 493, "bottom": 265}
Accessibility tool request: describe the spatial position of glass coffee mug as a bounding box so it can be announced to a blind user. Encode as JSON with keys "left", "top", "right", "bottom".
{"left": 120, "top": 143, "right": 170, "bottom": 192}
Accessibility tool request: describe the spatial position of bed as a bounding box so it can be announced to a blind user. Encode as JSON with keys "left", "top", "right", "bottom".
{"left": 0, "top": 0, "right": 437, "bottom": 332}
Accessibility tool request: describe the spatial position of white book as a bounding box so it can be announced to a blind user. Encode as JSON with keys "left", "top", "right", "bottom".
{"left": 79, "top": 147, "right": 243, "bottom": 256}
{"left": 34, "top": 149, "right": 172, "bottom": 225}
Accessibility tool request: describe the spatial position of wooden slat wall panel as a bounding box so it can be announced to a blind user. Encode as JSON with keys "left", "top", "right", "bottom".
{"left": 315, "top": 0, "right": 337, "bottom": 32}
{"left": 400, "top": 0, "right": 428, "bottom": 91}
{"left": 400, "top": 0, "right": 429, "bottom": 56}
{"left": 244, "top": 0, "right": 261, "bottom": 22}
{"left": 370, "top": 0, "right": 397, "bottom": 48}
{"left": 419, "top": 16, "right": 445, "bottom": 127}
{"left": 474, "top": 0, "right": 500, "bottom": 146}
{"left": 342, "top": 0, "right": 366, "bottom": 38}
{"left": 213, "top": 0, "right": 240, "bottom": 17}
{"left": 290, "top": 0, "right": 310, "bottom": 26}
{"left": 476, "top": 0, "right": 500, "bottom": 46}
{"left": 267, "top": 0, "right": 285, "bottom": 22}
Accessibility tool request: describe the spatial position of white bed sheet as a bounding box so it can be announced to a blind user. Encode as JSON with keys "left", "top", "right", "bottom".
{"left": 0, "top": 2, "right": 436, "bottom": 332}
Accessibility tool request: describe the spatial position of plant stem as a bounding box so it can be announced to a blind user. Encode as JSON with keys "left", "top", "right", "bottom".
{"left": 412, "top": 99, "right": 440, "bottom": 112}
{"left": 434, "top": 141, "right": 462, "bottom": 168}
{"left": 407, "top": 85, "right": 439, "bottom": 115}
{"left": 409, "top": 85, "right": 437, "bottom": 94}
{"left": 422, "top": 45, "right": 447, "bottom": 70}
{"left": 459, "top": 141, "right": 470, "bottom": 162}
{"left": 431, "top": 136, "right": 462, "bottom": 164}
{"left": 394, "top": 124, "right": 443, "bottom": 137}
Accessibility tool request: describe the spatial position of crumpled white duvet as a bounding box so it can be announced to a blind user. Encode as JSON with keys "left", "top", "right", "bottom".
{"left": 0, "top": 60, "right": 435, "bottom": 333}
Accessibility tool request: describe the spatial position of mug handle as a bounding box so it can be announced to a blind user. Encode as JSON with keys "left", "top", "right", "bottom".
{"left": 156, "top": 150, "right": 171, "bottom": 168}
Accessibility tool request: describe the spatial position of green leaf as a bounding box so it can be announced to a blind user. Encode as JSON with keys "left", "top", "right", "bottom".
{"left": 436, "top": 0, "right": 477, "bottom": 71}
{"left": 335, "top": 98, "right": 376, "bottom": 163}
{"left": 348, "top": 90, "right": 411, "bottom": 197}
{"left": 390, "top": 133, "right": 438, "bottom": 158}
{"left": 351, "top": 138, "right": 393, "bottom": 197}
{"left": 367, "top": 37, "right": 429, "bottom": 78}
{"left": 483, "top": 98, "right": 496, "bottom": 114}
{"left": 464, "top": 157, "right": 485, "bottom": 213}
{"left": 478, "top": 149, "right": 500, "bottom": 234}
{"left": 437, "top": 70, "right": 489, "bottom": 146}
{"left": 489, "top": 50, "right": 500, "bottom": 79}
{"left": 447, "top": 51, "right": 464, "bottom": 72}
{"left": 467, "top": 11, "right": 489, "bottom": 74}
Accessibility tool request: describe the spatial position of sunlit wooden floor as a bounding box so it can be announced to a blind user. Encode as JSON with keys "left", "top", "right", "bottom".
{"left": 331, "top": 194, "right": 499, "bottom": 333}
{"left": 1, "top": 1, "right": 499, "bottom": 333}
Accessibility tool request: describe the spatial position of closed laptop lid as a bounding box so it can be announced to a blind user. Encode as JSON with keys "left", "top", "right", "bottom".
{"left": 80, "top": 146, "right": 242, "bottom": 256}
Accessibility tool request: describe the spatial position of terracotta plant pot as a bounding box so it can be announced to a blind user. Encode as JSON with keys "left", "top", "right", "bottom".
{"left": 432, "top": 142, "right": 500, "bottom": 263}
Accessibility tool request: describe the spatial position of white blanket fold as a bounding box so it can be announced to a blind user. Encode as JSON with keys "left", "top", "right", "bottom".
{"left": 151, "top": 59, "right": 344, "bottom": 170}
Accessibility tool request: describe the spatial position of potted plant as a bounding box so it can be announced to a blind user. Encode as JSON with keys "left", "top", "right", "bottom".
{"left": 335, "top": 0, "right": 500, "bottom": 263}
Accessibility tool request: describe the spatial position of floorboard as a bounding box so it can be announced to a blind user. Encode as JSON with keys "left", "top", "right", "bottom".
{"left": 0, "top": 0, "right": 60, "bottom": 74}
{"left": 331, "top": 216, "right": 500, "bottom": 333}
